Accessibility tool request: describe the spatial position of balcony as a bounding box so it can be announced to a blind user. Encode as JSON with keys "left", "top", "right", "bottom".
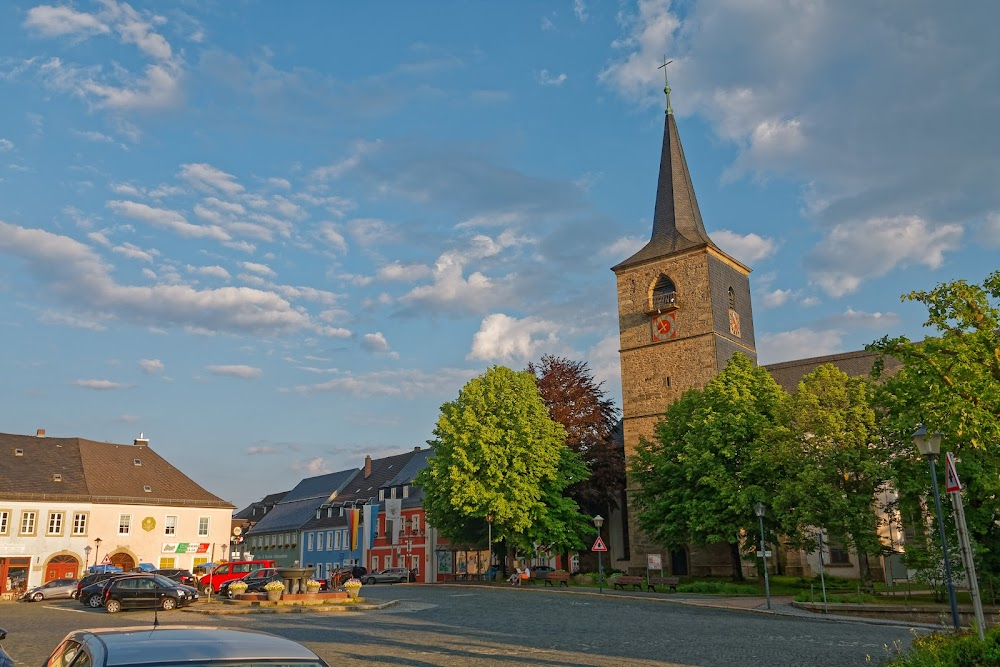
{"left": 645, "top": 290, "right": 678, "bottom": 315}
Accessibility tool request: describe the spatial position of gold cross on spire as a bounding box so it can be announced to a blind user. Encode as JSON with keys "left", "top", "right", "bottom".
{"left": 658, "top": 56, "right": 673, "bottom": 116}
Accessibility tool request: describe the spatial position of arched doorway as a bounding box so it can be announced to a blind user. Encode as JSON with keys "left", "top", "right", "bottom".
{"left": 109, "top": 552, "right": 135, "bottom": 572}
{"left": 45, "top": 555, "right": 80, "bottom": 581}
{"left": 670, "top": 548, "right": 689, "bottom": 576}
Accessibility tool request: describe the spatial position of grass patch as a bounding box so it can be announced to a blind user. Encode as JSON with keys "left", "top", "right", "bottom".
{"left": 881, "top": 626, "right": 1000, "bottom": 666}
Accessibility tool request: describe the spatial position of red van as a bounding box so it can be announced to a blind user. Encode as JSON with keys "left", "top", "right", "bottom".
{"left": 198, "top": 560, "right": 276, "bottom": 594}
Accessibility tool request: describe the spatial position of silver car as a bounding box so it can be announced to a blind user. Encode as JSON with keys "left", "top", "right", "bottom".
{"left": 22, "top": 578, "right": 78, "bottom": 602}
{"left": 44, "top": 627, "right": 330, "bottom": 667}
{"left": 363, "top": 568, "right": 411, "bottom": 584}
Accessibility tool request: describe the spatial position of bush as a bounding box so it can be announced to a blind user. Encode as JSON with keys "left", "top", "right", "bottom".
{"left": 677, "top": 580, "right": 761, "bottom": 595}
{"left": 882, "top": 626, "right": 1000, "bottom": 666}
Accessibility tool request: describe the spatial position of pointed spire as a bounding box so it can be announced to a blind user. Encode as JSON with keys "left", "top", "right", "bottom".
{"left": 612, "top": 73, "right": 718, "bottom": 272}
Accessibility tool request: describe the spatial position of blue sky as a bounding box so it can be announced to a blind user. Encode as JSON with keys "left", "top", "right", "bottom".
{"left": 2, "top": 1, "right": 997, "bottom": 510}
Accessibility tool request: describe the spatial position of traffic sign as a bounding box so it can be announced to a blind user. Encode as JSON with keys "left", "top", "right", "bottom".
{"left": 945, "top": 452, "right": 962, "bottom": 493}
{"left": 102, "top": 555, "right": 111, "bottom": 564}
{"left": 592, "top": 536, "right": 608, "bottom": 552}
{"left": 233, "top": 526, "right": 243, "bottom": 536}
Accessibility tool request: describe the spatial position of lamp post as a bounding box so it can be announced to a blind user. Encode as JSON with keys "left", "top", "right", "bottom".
{"left": 593, "top": 515, "right": 604, "bottom": 594}
{"left": 912, "top": 425, "right": 961, "bottom": 629}
{"left": 93, "top": 538, "right": 102, "bottom": 571}
{"left": 486, "top": 513, "right": 493, "bottom": 580}
{"left": 83, "top": 545, "right": 92, "bottom": 570}
{"left": 754, "top": 503, "right": 771, "bottom": 610}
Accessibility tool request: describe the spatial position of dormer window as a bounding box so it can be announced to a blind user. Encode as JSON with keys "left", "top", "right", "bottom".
{"left": 143, "top": 485, "right": 152, "bottom": 493}
{"left": 648, "top": 275, "right": 678, "bottom": 314}
{"left": 402, "top": 485, "right": 409, "bottom": 499}
{"left": 134, "top": 458, "right": 142, "bottom": 466}
{"left": 53, "top": 473, "right": 62, "bottom": 482}
{"left": 378, "top": 489, "right": 385, "bottom": 501}
{"left": 14, "top": 449, "right": 23, "bottom": 456}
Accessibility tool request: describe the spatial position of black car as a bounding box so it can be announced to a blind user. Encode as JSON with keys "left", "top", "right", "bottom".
{"left": 218, "top": 568, "right": 279, "bottom": 599}
{"left": 154, "top": 568, "right": 197, "bottom": 587}
{"left": 0, "top": 628, "right": 12, "bottom": 667}
{"left": 78, "top": 574, "right": 127, "bottom": 607}
{"left": 102, "top": 574, "right": 196, "bottom": 613}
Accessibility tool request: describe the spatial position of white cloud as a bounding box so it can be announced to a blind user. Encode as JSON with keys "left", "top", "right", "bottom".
{"left": 318, "top": 222, "right": 348, "bottom": 253}
{"left": 347, "top": 218, "right": 397, "bottom": 247}
{"left": 241, "top": 261, "right": 276, "bottom": 278}
{"left": 282, "top": 367, "right": 477, "bottom": 398}
{"left": 0, "top": 221, "right": 312, "bottom": 335}
{"left": 178, "top": 163, "right": 244, "bottom": 196}
{"left": 107, "top": 200, "right": 229, "bottom": 241}
{"left": 574, "top": 0, "right": 589, "bottom": 22}
{"left": 39, "top": 310, "right": 106, "bottom": 331}
{"left": 586, "top": 332, "right": 621, "bottom": 398}
{"left": 713, "top": 230, "right": 776, "bottom": 264}
{"left": 604, "top": 235, "right": 645, "bottom": 259}
{"left": 138, "top": 358, "right": 164, "bottom": 374}
{"left": 247, "top": 445, "right": 279, "bottom": 455}
{"left": 981, "top": 212, "right": 1000, "bottom": 247}
{"left": 807, "top": 216, "right": 963, "bottom": 296}
{"left": 539, "top": 70, "right": 568, "bottom": 87}
{"left": 0, "top": 139, "right": 13, "bottom": 151}
{"left": 207, "top": 364, "right": 263, "bottom": 379}
{"left": 73, "top": 378, "right": 129, "bottom": 390}
{"left": 310, "top": 139, "right": 382, "bottom": 181}
{"left": 187, "top": 265, "right": 230, "bottom": 280}
{"left": 467, "top": 313, "right": 564, "bottom": 365}
{"left": 23, "top": 5, "right": 110, "bottom": 38}
{"left": 839, "top": 306, "right": 900, "bottom": 329}
{"left": 760, "top": 288, "right": 794, "bottom": 308}
{"left": 268, "top": 177, "right": 291, "bottom": 189}
{"left": 360, "top": 332, "right": 397, "bottom": 358}
{"left": 377, "top": 261, "right": 432, "bottom": 282}
{"left": 112, "top": 241, "right": 156, "bottom": 262}
{"left": 757, "top": 328, "right": 844, "bottom": 365}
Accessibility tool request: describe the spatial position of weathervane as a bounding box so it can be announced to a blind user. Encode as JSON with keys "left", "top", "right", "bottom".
{"left": 658, "top": 55, "right": 673, "bottom": 115}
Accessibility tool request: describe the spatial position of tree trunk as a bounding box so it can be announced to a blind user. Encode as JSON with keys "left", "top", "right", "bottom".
{"left": 729, "top": 542, "right": 746, "bottom": 582}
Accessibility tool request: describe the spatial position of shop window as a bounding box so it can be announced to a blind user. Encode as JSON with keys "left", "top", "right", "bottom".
{"left": 159, "top": 557, "right": 176, "bottom": 569}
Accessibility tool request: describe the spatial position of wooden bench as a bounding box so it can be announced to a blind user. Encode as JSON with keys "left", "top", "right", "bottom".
{"left": 544, "top": 572, "right": 570, "bottom": 587}
{"left": 612, "top": 575, "right": 680, "bottom": 592}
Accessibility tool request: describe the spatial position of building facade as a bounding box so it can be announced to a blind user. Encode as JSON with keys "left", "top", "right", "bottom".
{"left": 0, "top": 430, "right": 234, "bottom": 595}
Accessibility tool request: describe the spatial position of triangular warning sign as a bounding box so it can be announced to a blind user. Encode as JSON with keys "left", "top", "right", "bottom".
{"left": 101, "top": 555, "right": 111, "bottom": 564}
{"left": 945, "top": 452, "right": 962, "bottom": 493}
{"left": 592, "top": 536, "right": 608, "bottom": 552}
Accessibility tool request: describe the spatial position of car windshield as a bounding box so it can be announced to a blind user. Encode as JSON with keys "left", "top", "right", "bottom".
{"left": 150, "top": 575, "right": 176, "bottom": 587}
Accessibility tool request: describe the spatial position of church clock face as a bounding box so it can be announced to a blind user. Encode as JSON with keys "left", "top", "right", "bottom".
{"left": 728, "top": 308, "right": 741, "bottom": 338}
{"left": 652, "top": 312, "right": 678, "bottom": 342}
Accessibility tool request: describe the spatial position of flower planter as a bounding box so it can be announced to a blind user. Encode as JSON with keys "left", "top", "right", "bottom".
{"left": 346, "top": 588, "right": 359, "bottom": 600}
{"left": 266, "top": 590, "right": 282, "bottom": 602}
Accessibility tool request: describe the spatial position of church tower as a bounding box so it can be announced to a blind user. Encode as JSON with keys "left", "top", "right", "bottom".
{"left": 612, "top": 72, "right": 757, "bottom": 573}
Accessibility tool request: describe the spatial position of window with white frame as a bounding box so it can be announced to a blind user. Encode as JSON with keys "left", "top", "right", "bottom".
{"left": 390, "top": 487, "right": 396, "bottom": 499}
{"left": 47, "top": 511, "right": 64, "bottom": 535}
{"left": 0, "top": 510, "right": 9, "bottom": 535}
{"left": 378, "top": 489, "right": 384, "bottom": 501}
{"left": 326, "top": 531, "right": 333, "bottom": 550}
{"left": 411, "top": 515, "right": 420, "bottom": 534}
{"left": 334, "top": 530, "right": 341, "bottom": 550}
{"left": 198, "top": 517, "right": 210, "bottom": 536}
{"left": 403, "top": 484, "right": 409, "bottom": 498}
{"left": 72, "top": 512, "right": 88, "bottom": 535}
{"left": 164, "top": 515, "right": 177, "bottom": 536}
{"left": 317, "top": 531, "right": 324, "bottom": 551}
{"left": 118, "top": 514, "right": 131, "bottom": 535}
{"left": 307, "top": 532, "right": 314, "bottom": 551}
{"left": 20, "top": 511, "right": 37, "bottom": 535}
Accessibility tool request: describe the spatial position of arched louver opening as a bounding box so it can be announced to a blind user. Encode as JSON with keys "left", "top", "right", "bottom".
{"left": 648, "top": 274, "right": 678, "bottom": 314}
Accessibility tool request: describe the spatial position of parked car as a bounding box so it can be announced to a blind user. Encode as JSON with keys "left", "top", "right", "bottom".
{"left": 0, "top": 628, "right": 12, "bottom": 667}
{"left": 78, "top": 573, "right": 126, "bottom": 607}
{"left": 154, "top": 568, "right": 197, "bottom": 587}
{"left": 21, "top": 578, "right": 78, "bottom": 602}
{"left": 218, "top": 568, "right": 279, "bottom": 598}
{"left": 101, "top": 574, "right": 197, "bottom": 613}
{"left": 198, "top": 560, "right": 276, "bottom": 594}
{"left": 41, "top": 627, "right": 330, "bottom": 667}
{"left": 363, "top": 568, "right": 410, "bottom": 584}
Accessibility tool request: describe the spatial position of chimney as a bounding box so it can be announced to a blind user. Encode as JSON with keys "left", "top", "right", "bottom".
{"left": 134, "top": 432, "right": 149, "bottom": 447}
{"left": 364, "top": 455, "right": 372, "bottom": 479}
{"left": 36, "top": 429, "right": 46, "bottom": 438}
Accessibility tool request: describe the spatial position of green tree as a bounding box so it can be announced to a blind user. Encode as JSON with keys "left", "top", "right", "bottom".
{"left": 869, "top": 271, "right": 1000, "bottom": 598}
{"left": 633, "top": 353, "right": 787, "bottom": 582}
{"left": 416, "top": 365, "right": 591, "bottom": 556}
{"left": 769, "top": 364, "right": 889, "bottom": 581}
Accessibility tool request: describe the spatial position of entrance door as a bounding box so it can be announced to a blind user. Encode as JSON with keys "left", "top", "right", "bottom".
{"left": 110, "top": 552, "right": 135, "bottom": 572}
{"left": 670, "top": 548, "right": 689, "bottom": 576}
{"left": 46, "top": 555, "right": 81, "bottom": 581}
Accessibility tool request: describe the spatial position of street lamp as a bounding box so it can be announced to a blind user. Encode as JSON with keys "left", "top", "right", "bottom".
{"left": 912, "top": 425, "right": 960, "bottom": 629}
{"left": 83, "top": 545, "right": 92, "bottom": 570}
{"left": 593, "top": 515, "right": 604, "bottom": 594}
{"left": 486, "top": 513, "right": 493, "bottom": 581}
{"left": 754, "top": 503, "right": 771, "bottom": 610}
{"left": 93, "top": 538, "right": 102, "bottom": 571}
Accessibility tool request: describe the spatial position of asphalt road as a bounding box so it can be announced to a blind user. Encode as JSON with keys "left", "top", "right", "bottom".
{"left": 0, "top": 585, "right": 920, "bottom": 667}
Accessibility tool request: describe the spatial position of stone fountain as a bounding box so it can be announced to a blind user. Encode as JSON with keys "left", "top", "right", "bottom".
{"left": 276, "top": 567, "right": 314, "bottom": 594}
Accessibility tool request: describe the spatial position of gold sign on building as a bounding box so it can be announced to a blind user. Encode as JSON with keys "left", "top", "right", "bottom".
{"left": 142, "top": 517, "right": 156, "bottom": 532}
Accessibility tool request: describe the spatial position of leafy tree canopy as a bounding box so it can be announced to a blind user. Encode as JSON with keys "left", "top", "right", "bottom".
{"left": 416, "top": 365, "right": 591, "bottom": 553}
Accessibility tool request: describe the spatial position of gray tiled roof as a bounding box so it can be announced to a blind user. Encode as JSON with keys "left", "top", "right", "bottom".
{"left": 247, "top": 468, "right": 358, "bottom": 534}
{"left": 764, "top": 349, "right": 902, "bottom": 393}
{"left": 613, "top": 113, "right": 721, "bottom": 272}
{"left": 382, "top": 448, "right": 432, "bottom": 488}
{"left": 0, "top": 432, "right": 232, "bottom": 507}
{"left": 233, "top": 490, "right": 289, "bottom": 520}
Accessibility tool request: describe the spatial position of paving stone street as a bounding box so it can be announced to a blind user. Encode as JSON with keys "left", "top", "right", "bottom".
{"left": 0, "top": 584, "right": 925, "bottom": 667}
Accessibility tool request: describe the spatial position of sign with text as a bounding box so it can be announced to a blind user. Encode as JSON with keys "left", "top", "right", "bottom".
{"left": 161, "top": 542, "right": 210, "bottom": 554}
{"left": 647, "top": 554, "right": 662, "bottom": 570}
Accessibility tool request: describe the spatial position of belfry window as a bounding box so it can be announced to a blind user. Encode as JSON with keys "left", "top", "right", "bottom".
{"left": 649, "top": 275, "right": 677, "bottom": 313}
{"left": 728, "top": 287, "right": 735, "bottom": 310}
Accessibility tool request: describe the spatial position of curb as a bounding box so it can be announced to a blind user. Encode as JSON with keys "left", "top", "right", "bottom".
{"left": 181, "top": 600, "right": 399, "bottom": 615}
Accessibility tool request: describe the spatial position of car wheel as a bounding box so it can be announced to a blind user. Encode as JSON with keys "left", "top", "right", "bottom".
{"left": 71, "top": 590, "right": 79, "bottom": 600}
{"left": 202, "top": 584, "right": 214, "bottom": 595}
{"left": 31, "top": 592, "right": 43, "bottom": 602}
{"left": 365, "top": 577, "right": 376, "bottom": 585}
{"left": 88, "top": 594, "right": 103, "bottom": 608}
{"left": 160, "top": 597, "right": 177, "bottom": 611}
{"left": 105, "top": 599, "right": 122, "bottom": 613}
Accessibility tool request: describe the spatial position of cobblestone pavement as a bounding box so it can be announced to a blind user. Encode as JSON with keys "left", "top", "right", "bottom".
{"left": 0, "top": 585, "right": 925, "bottom": 667}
